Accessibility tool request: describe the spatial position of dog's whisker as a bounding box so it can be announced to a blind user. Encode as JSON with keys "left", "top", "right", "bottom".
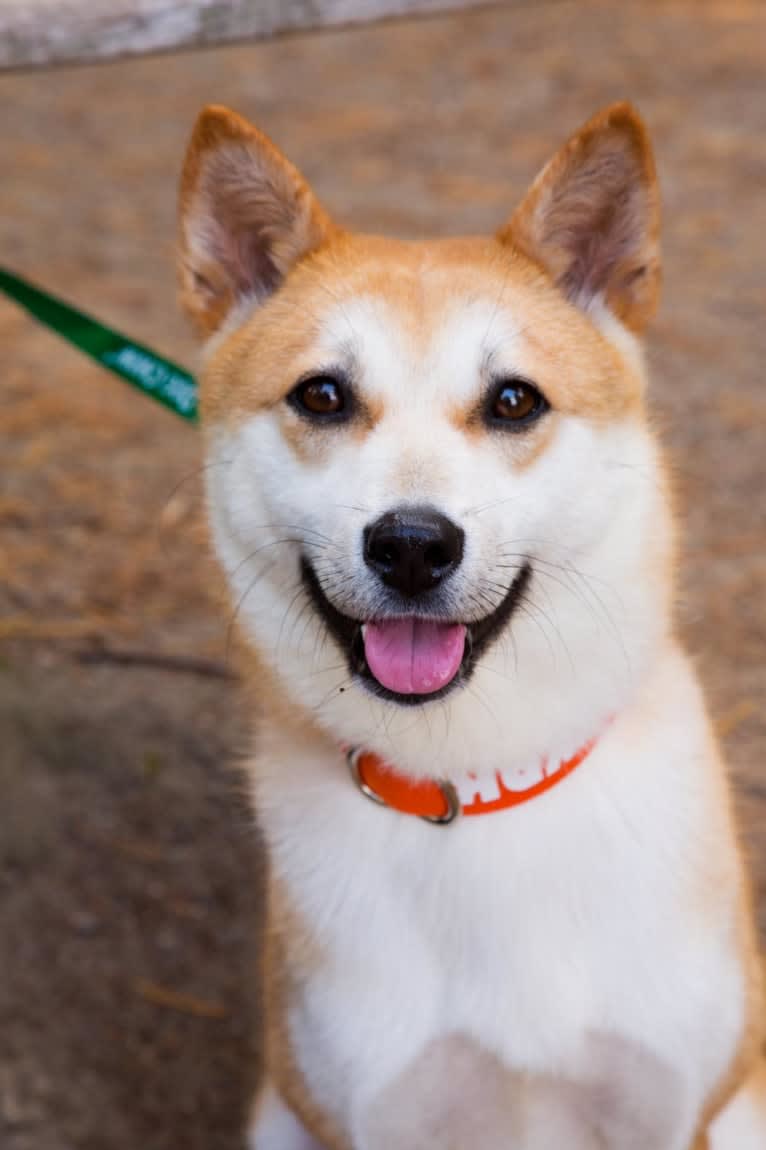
{"left": 462, "top": 494, "right": 522, "bottom": 518}
{"left": 276, "top": 585, "right": 312, "bottom": 657}
{"left": 310, "top": 673, "right": 355, "bottom": 714}
{"left": 497, "top": 554, "right": 624, "bottom": 642}
{"left": 227, "top": 537, "right": 305, "bottom": 583}
{"left": 226, "top": 559, "right": 289, "bottom": 659}
{"left": 295, "top": 661, "right": 348, "bottom": 681}
{"left": 523, "top": 590, "right": 577, "bottom": 676}
{"left": 463, "top": 679, "right": 503, "bottom": 733}
{"left": 331, "top": 502, "right": 372, "bottom": 515}
{"left": 156, "top": 456, "right": 236, "bottom": 525}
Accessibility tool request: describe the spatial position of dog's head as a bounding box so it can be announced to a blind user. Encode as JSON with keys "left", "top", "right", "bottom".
{"left": 178, "top": 104, "right": 673, "bottom": 776}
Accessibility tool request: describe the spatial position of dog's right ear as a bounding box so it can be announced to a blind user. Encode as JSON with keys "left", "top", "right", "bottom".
{"left": 178, "top": 105, "right": 335, "bottom": 337}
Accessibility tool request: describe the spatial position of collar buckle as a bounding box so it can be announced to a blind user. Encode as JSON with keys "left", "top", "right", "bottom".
{"left": 346, "top": 747, "right": 461, "bottom": 826}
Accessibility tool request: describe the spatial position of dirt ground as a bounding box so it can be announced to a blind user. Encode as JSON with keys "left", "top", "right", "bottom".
{"left": 1, "top": 2, "right": 765, "bottom": 1147}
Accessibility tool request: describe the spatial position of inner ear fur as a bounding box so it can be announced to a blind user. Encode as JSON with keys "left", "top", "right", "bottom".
{"left": 178, "top": 105, "right": 335, "bottom": 336}
{"left": 499, "top": 103, "right": 661, "bottom": 333}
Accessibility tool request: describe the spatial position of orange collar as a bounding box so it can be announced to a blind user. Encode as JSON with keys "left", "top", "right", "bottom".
{"left": 346, "top": 735, "right": 598, "bottom": 825}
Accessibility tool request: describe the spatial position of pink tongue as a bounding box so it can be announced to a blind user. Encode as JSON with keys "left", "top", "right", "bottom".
{"left": 363, "top": 618, "right": 467, "bottom": 695}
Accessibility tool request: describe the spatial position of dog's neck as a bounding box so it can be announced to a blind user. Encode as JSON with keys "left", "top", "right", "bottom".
{"left": 343, "top": 732, "right": 603, "bottom": 824}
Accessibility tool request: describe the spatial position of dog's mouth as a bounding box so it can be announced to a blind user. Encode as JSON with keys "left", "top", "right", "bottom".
{"left": 300, "top": 557, "right": 531, "bottom": 706}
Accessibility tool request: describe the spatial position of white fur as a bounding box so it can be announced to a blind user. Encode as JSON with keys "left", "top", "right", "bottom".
{"left": 207, "top": 298, "right": 669, "bottom": 779}
{"left": 204, "top": 293, "right": 761, "bottom": 1148}
{"left": 247, "top": 649, "right": 745, "bottom": 1149}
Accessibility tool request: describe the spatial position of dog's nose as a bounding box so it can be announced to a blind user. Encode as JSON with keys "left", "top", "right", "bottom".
{"left": 364, "top": 507, "right": 465, "bottom": 598}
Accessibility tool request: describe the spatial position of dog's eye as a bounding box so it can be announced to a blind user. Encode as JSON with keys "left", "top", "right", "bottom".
{"left": 289, "top": 375, "right": 348, "bottom": 420}
{"left": 487, "top": 378, "right": 548, "bottom": 428}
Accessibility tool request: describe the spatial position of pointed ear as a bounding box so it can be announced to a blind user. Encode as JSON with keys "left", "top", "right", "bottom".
{"left": 499, "top": 103, "right": 660, "bottom": 333}
{"left": 178, "top": 105, "right": 335, "bottom": 336}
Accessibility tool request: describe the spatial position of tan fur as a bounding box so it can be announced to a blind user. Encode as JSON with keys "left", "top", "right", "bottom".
{"left": 698, "top": 902, "right": 765, "bottom": 1132}
{"left": 684, "top": 730, "right": 766, "bottom": 1133}
{"left": 239, "top": 647, "right": 349, "bottom": 1145}
{"left": 199, "top": 235, "right": 646, "bottom": 457}
{"left": 178, "top": 102, "right": 765, "bottom": 1150}
{"left": 501, "top": 102, "right": 661, "bottom": 334}
{"left": 455, "top": 401, "right": 560, "bottom": 473}
{"left": 260, "top": 881, "right": 350, "bottom": 1150}
{"left": 179, "top": 105, "right": 336, "bottom": 337}
{"left": 237, "top": 652, "right": 346, "bottom": 1147}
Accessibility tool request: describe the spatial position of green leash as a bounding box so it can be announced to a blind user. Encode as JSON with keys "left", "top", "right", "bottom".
{"left": 0, "top": 265, "right": 198, "bottom": 422}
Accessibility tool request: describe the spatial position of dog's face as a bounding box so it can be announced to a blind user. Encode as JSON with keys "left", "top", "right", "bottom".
{"left": 178, "top": 104, "right": 673, "bottom": 775}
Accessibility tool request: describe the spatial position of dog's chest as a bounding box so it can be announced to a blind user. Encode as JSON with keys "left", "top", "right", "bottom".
{"left": 262, "top": 730, "right": 744, "bottom": 1149}
{"left": 285, "top": 796, "right": 685, "bottom": 1064}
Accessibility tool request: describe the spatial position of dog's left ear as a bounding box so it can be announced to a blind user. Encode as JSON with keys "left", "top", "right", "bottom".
{"left": 499, "top": 103, "right": 660, "bottom": 333}
{"left": 178, "top": 105, "right": 335, "bottom": 336}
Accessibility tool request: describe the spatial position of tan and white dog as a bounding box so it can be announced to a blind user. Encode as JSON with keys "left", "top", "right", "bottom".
{"left": 178, "top": 103, "right": 765, "bottom": 1149}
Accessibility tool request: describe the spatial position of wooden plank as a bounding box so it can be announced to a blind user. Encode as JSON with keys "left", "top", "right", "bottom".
{"left": 0, "top": 0, "right": 487, "bottom": 70}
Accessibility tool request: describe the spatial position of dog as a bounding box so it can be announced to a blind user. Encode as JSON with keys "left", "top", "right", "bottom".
{"left": 177, "top": 102, "right": 766, "bottom": 1148}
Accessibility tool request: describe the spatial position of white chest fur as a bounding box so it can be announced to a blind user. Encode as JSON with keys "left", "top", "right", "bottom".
{"left": 251, "top": 647, "right": 747, "bottom": 1149}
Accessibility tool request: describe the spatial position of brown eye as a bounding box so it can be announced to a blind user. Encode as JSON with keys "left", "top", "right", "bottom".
{"left": 488, "top": 378, "right": 547, "bottom": 427}
{"left": 290, "top": 375, "right": 350, "bottom": 421}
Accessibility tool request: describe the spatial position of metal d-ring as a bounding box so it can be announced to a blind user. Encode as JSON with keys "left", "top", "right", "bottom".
{"left": 346, "top": 746, "right": 388, "bottom": 808}
{"left": 346, "top": 747, "right": 461, "bottom": 825}
{"left": 422, "top": 780, "right": 460, "bottom": 825}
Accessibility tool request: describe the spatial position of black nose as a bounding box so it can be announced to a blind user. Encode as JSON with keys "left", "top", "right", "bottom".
{"left": 364, "top": 507, "right": 465, "bottom": 598}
